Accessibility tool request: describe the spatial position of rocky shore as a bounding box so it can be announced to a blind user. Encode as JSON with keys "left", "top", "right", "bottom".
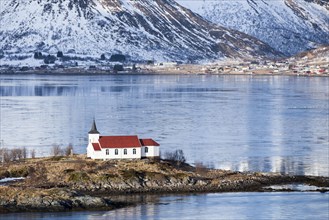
{"left": 0, "top": 156, "right": 328, "bottom": 213}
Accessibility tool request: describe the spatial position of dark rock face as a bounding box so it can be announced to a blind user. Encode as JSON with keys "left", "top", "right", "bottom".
{"left": 0, "top": 188, "right": 124, "bottom": 213}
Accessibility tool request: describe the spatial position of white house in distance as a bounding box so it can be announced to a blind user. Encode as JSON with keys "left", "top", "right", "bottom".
{"left": 86, "top": 120, "right": 160, "bottom": 160}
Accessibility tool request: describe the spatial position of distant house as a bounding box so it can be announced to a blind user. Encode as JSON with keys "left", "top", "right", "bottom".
{"left": 86, "top": 120, "right": 160, "bottom": 160}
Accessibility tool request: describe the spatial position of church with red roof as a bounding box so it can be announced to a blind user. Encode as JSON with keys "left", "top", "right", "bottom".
{"left": 86, "top": 120, "right": 160, "bottom": 160}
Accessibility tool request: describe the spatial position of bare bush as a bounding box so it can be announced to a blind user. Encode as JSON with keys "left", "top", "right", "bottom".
{"left": 1, "top": 148, "right": 30, "bottom": 163}
{"left": 164, "top": 149, "right": 186, "bottom": 165}
{"left": 10, "top": 148, "right": 18, "bottom": 161}
{"left": 195, "top": 161, "right": 209, "bottom": 176}
{"left": 31, "top": 149, "right": 36, "bottom": 159}
{"left": 52, "top": 144, "right": 63, "bottom": 156}
{"left": 22, "top": 147, "right": 27, "bottom": 159}
{"left": 3, "top": 149, "right": 11, "bottom": 163}
{"left": 64, "top": 144, "right": 73, "bottom": 156}
{"left": 1, "top": 148, "right": 14, "bottom": 163}
{"left": 16, "top": 148, "right": 23, "bottom": 160}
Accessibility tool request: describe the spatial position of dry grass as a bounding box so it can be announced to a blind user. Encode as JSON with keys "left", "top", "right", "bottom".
{"left": 0, "top": 155, "right": 197, "bottom": 189}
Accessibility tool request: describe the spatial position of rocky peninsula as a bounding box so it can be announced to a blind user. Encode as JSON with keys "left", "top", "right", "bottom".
{"left": 0, "top": 155, "right": 328, "bottom": 213}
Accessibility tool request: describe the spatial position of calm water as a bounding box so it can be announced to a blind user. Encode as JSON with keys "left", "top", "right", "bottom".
{"left": 0, "top": 74, "right": 328, "bottom": 219}
{"left": 0, "top": 74, "right": 328, "bottom": 176}
{"left": 1, "top": 192, "right": 328, "bottom": 220}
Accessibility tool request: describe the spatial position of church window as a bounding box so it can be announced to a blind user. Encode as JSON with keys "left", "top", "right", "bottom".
{"left": 115, "top": 149, "right": 118, "bottom": 155}
{"left": 133, "top": 149, "right": 136, "bottom": 154}
{"left": 124, "top": 149, "right": 127, "bottom": 155}
{"left": 106, "top": 149, "right": 109, "bottom": 155}
{"left": 145, "top": 147, "right": 148, "bottom": 153}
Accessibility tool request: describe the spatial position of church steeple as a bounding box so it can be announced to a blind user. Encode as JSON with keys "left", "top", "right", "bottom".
{"left": 88, "top": 119, "right": 100, "bottom": 134}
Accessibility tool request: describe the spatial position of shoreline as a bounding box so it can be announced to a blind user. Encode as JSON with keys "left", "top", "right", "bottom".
{"left": 1, "top": 62, "right": 328, "bottom": 77}
{"left": 0, "top": 156, "right": 328, "bottom": 213}
{"left": 1, "top": 70, "right": 328, "bottom": 77}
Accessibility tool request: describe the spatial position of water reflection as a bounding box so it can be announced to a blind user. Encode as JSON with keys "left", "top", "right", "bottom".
{"left": 93, "top": 192, "right": 329, "bottom": 220}
{"left": 1, "top": 192, "right": 328, "bottom": 220}
{"left": 0, "top": 75, "right": 328, "bottom": 176}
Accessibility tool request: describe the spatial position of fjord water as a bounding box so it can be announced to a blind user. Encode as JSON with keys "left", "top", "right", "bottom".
{"left": 0, "top": 74, "right": 328, "bottom": 176}
{"left": 0, "top": 74, "right": 328, "bottom": 219}
{"left": 2, "top": 192, "right": 328, "bottom": 220}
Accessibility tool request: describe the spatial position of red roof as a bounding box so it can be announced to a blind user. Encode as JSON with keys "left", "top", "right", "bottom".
{"left": 140, "top": 139, "right": 160, "bottom": 146}
{"left": 99, "top": 136, "right": 142, "bottom": 148}
{"left": 92, "top": 143, "right": 101, "bottom": 151}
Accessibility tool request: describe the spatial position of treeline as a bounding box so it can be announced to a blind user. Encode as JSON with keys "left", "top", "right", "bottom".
{"left": 51, "top": 144, "right": 73, "bottom": 157}
{"left": 0, "top": 147, "right": 31, "bottom": 163}
{"left": 0, "top": 144, "right": 74, "bottom": 164}
{"left": 34, "top": 51, "right": 126, "bottom": 64}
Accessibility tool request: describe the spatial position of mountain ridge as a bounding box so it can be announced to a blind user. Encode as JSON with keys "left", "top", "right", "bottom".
{"left": 176, "top": 0, "right": 329, "bottom": 56}
{"left": 0, "top": 0, "right": 281, "bottom": 62}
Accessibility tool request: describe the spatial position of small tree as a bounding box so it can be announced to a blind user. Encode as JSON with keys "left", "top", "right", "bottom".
{"left": 34, "top": 52, "right": 39, "bottom": 59}
{"left": 57, "top": 51, "right": 64, "bottom": 58}
{"left": 10, "top": 148, "right": 20, "bottom": 161}
{"left": 34, "top": 52, "right": 43, "bottom": 59}
{"left": 0, "top": 50, "right": 4, "bottom": 59}
{"left": 113, "top": 64, "right": 124, "bottom": 71}
{"left": 22, "top": 147, "right": 27, "bottom": 160}
{"left": 16, "top": 148, "right": 23, "bottom": 160}
{"left": 195, "top": 161, "right": 208, "bottom": 175}
{"left": 110, "top": 54, "right": 126, "bottom": 62}
{"left": 52, "top": 144, "right": 62, "bottom": 156}
{"left": 2, "top": 148, "right": 11, "bottom": 163}
{"left": 44, "top": 55, "right": 56, "bottom": 64}
{"left": 100, "top": 54, "right": 106, "bottom": 60}
{"left": 164, "top": 149, "right": 186, "bottom": 165}
{"left": 31, "top": 149, "right": 36, "bottom": 159}
{"left": 64, "top": 144, "right": 73, "bottom": 156}
{"left": 132, "top": 64, "right": 137, "bottom": 71}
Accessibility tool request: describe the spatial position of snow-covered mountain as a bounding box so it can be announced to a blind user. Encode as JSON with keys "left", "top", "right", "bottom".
{"left": 176, "top": 0, "right": 329, "bottom": 56}
{"left": 0, "top": 0, "right": 281, "bottom": 62}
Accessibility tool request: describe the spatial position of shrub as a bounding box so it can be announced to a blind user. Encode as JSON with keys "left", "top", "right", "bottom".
{"left": 0, "top": 147, "right": 28, "bottom": 163}
{"left": 0, "top": 50, "right": 4, "bottom": 59}
{"left": 9, "top": 166, "right": 29, "bottom": 177}
{"left": 63, "top": 169, "right": 75, "bottom": 173}
{"left": 164, "top": 149, "right": 186, "bottom": 165}
{"left": 195, "top": 161, "right": 209, "bottom": 175}
{"left": 44, "top": 55, "right": 56, "bottom": 64}
{"left": 113, "top": 64, "right": 124, "bottom": 71}
{"left": 10, "top": 148, "right": 22, "bottom": 161}
{"left": 52, "top": 144, "right": 62, "bottom": 156}
{"left": 22, "top": 147, "right": 27, "bottom": 160}
{"left": 64, "top": 144, "right": 73, "bottom": 156}
{"left": 34, "top": 52, "right": 43, "bottom": 59}
{"left": 68, "top": 172, "right": 90, "bottom": 182}
{"left": 49, "top": 156, "right": 64, "bottom": 161}
{"left": 98, "top": 173, "right": 117, "bottom": 181}
{"left": 1, "top": 149, "right": 10, "bottom": 163}
{"left": 57, "top": 51, "right": 63, "bottom": 57}
{"left": 110, "top": 54, "right": 126, "bottom": 62}
{"left": 31, "top": 149, "right": 36, "bottom": 158}
{"left": 120, "top": 169, "right": 138, "bottom": 179}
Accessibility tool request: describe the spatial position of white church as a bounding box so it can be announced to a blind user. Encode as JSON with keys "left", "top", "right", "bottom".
{"left": 86, "top": 120, "right": 160, "bottom": 160}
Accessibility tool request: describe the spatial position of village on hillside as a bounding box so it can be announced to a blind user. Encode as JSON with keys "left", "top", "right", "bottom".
{"left": 0, "top": 47, "right": 328, "bottom": 76}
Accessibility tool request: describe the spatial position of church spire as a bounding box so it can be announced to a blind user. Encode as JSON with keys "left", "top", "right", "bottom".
{"left": 88, "top": 119, "right": 100, "bottom": 134}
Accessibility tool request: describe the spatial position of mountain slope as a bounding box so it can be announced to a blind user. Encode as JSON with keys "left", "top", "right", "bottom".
{"left": 0, "top": 0, "right": 281, "bottom": 61}
{"left": 290, "top": 45, "right": 329, "bottom": 63}
{"left": 176, "top": 0, "right": 329, "bottom": 56}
